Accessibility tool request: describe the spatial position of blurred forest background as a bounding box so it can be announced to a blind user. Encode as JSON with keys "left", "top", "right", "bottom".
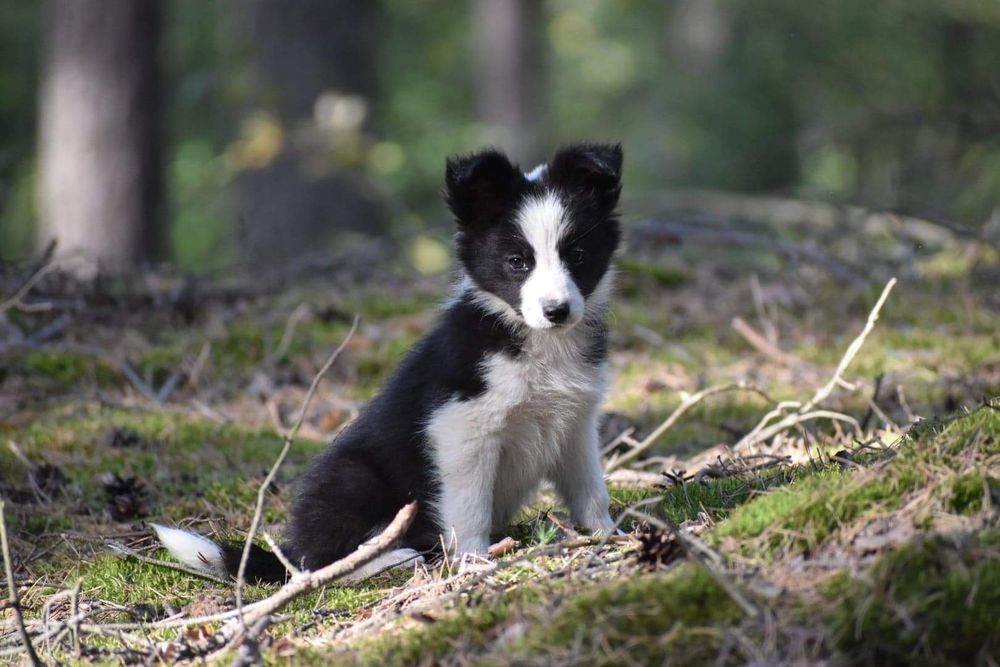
{"left": 3, "top": 3, "right": 1000, "bottom": 664}
{"left": 2, "top": 0, "right": 999, "bottom": 273}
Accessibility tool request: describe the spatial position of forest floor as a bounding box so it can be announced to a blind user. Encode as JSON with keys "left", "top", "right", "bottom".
{"left": 1, "top": 202, "right": 999, "bottom": 665}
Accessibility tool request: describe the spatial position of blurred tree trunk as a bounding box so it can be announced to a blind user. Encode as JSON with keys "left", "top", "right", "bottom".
{"left": 470, "top": 0, "right": 545, "bottom": 165}
{"left": 37, "top": 0, "right": 162, "bottom": 275}
{"left": 668, "top": 0, "right": 731, "bottom": 74}
{"left": 233, "top": 0, "right": 384, "bottom": 268}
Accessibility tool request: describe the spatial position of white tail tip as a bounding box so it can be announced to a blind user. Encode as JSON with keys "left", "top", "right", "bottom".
{"left": 151, "top": 523, "right": 226, "bottom": 577}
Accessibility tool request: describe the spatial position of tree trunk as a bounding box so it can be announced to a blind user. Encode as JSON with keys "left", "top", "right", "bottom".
{"left": 233, "top": 0, "right": 384, "bottom": 268}
{"left": 667, "top": 0, "right": 731, "bottom": 75}
{"left": 37, "top": 0, "right": 162, "bottom": 275}
{"left": 470, "top": 0, "right": 545, "bottom": 165}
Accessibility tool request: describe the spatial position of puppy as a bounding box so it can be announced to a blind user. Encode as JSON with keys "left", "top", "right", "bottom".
{"left": 155, "top": 142, "right": 623, "bottom": 582}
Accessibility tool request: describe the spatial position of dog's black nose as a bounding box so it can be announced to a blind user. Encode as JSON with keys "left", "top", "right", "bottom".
{"left": 543, "top": 301, "right": 571, "bottom": 324}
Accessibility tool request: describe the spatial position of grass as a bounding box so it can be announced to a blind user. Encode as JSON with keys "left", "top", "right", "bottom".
{"left": 503, "top": 565, "right": 743, "bottom": 666}
{"left": 326, "top": 404, "right": 1000, "bottom": 666}
{"left": 2, "top": 249, "right": 999, "bottom": 663}
{"left": 827, "top": 530, "right": 1000, "bottom": 665}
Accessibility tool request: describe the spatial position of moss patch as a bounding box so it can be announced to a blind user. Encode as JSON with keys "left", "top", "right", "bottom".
{"left": 827, "top": 531, "right": 1000, "bottom": 665}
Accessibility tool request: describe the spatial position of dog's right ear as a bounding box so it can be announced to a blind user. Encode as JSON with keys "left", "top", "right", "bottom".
{"left": 445, "top": 149, "right": 519, "bottom": 227}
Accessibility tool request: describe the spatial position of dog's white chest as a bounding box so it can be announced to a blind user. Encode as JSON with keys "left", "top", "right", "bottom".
{"left": 465, "top": 335, "right": 604, "bottom": 439}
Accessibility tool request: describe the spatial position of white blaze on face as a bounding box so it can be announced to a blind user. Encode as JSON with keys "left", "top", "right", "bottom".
{"left": 516, "top": 193, "right": 584, "bottom": 330}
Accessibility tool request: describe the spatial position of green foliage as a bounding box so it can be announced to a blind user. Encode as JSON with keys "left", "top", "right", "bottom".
{"left": 2, "top": 1, "right": 999, "bottom": 265}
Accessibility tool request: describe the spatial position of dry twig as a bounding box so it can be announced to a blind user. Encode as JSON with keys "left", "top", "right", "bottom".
{"left": 1, "top": 500, "right": 43, "bottom": 666}
{"left": 107, "top": 542, "right": 231, "bottom": 586}
{"left": 731, "top": 316, "right": 803, "bottom": 367}
{"left": 234, "top": 315, "right": 359, "bottom": 622}
{"left": 605, "top": 382, "right": 775, "bottom": 472}
{"left": 223, "top": 502, "right": 416, "bottom": 648}
{"left": 4, "top": 503, "right": 417, "bottom": 660}
{"left": 0, "top": 241, "right": 57, "bottom": 315}
{"left": 734, "top": 278, "right": 897, "bottom": 451}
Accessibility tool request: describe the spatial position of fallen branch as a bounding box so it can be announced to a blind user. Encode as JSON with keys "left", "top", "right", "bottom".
{"left": 731, "top": 316, "right": 803, "bottom": 367}
{"left": 107, "top": 542, "right": 231, "bottom": 586}
{"left": 4, "top": 502, "right": 417, "bottom": 660}
{"left": 604, "top": 382, "right": 775, "bottom": 473}
{"left": 223, "top": 501, "right": 416, "bottom": 647}
{"left": 801, "top": 278, "right": 897, "bottom": 414}
{"left": 234, "top": 315, "right": 359, "bottom": 620}
{"left": 0, "top": 241, "right": 57, "bottom": 315}
{"left": 1, "top": 500, "right": 43, "bottom": 667}
{"left": 605, "top": 469, "right": 670, "bottom": 488}
{"left": 734, "top": 278, "right": 897, "bottom": 451}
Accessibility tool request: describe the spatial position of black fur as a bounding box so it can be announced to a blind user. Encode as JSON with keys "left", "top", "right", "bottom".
{"left": 229, "top": 143, "right": 622, "bottom": 583}
{"left": 450, "top": 144, "right": 622, "bottom": 316}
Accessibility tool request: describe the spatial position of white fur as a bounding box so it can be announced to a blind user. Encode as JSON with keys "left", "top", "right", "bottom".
{"left": 151, "top": 523, "right": 226, "bottom": 577}
{"left": 340, "top": 548, "right": 425, "bottom": 582}
{"left": 516, "top": 193, "right": 585, "bottom": 330}
{"left": 153, "top": 523, "right": 424, "bottom": 583}
{"left": 425, "top": 307, "right": 614, "bottom": 555}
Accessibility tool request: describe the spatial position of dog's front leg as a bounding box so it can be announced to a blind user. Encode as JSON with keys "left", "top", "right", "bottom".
{"left": 431, "top": 429, "right": 498, "bottom": 556}
{"left": 551, "top": 410, "right": 615, "bottom": 535}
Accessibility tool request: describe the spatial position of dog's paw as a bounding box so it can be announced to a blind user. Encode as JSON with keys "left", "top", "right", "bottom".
{"left": 583, "top": 513, "right": 617, "bottom": 538}
{"left": 340, "top": 548, "right": 425, "bottom": 583}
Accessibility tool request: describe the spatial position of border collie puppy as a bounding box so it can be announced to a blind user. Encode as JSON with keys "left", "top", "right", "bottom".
{"left": 155, "top": 142, "right": 623, "bottom": 583}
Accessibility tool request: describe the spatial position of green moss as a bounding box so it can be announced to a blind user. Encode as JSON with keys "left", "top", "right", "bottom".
{"left": 0, "top": 404, "right": 324, "bottom": 580}
{"left": 213, "top": 321, "right": 269, "bottom": 370}
{"left": 23, "top": 512, "right": 71, "bottom": 534}
{"left": 344, "top": 606, "right": 511, "bottom": 667}
{"left": 506, "top": 565, "right": 742, "bottom": 665}
{"left": 713, "top": 407, "right": 1000, "bottom": 557}
{"left": 947, "top": 473, "right": 987, "bottom": 514}
{"left": 341, "top": 291, "right": 439, "bottom": 319}
{"left": 136, "top": 347, "right": 183, "bottom": 387}
{"left": 21, "top": 350, "right": 117, "bottom": 386}
{"left": 714, "top": 469, "right": 849, "bottom": 542}
{"left": 795, "top": 325, "right": 999, "bottom": 381}
{"left": 612, "top": 463, "right": 812, "bottom": 530}
{"left": 828, "top": 531, "right": 1000, "bottom": 665}
{"left": 80, "top": 555, "right": 214, "bottom": 608}
{"left": 333, "top": 565, "right": 743, "bottom": 667}
{"left": 617, "top": 258, "right": 688, "bottom": 298}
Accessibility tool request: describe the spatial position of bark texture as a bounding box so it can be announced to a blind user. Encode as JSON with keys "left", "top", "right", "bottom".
{"left": 37, "top": 0, "right": 162, "bottom": 274}
{"left": 233, "top": 0, "right": 383, "bottom": 268}
{"left": 471, "top": 0, "right": 545, "bottom": 165}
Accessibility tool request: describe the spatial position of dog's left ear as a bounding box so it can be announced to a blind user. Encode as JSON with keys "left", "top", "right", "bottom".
{"left": 445, "top": 149, "right": 520, "bottom": 228}
{"left": 547, "top": 143, "right": 623, "bottom": 210}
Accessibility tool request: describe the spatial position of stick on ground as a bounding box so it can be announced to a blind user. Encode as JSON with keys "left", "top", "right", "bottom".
{"left": 1, "top": 500, "right": 43, "bottom": 667}
{"left": 234, "top": 315, "right": 359, "bottom": 622}
{"left": 734, "top": 278, "right": 897, "bottom": 451}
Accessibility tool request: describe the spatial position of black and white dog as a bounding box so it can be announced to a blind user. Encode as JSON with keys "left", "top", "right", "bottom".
{"left": 154, "top": 142, "right": 623, "bottom": 583}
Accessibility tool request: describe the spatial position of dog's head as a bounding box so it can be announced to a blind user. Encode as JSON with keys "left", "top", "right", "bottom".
{"left": 446, "top": 143, "right": 622, "bottom": 331}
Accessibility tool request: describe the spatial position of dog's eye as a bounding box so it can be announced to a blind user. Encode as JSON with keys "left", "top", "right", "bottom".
{"left": 507, "top": 256, "right": 528, "bottom": 271}
{"left": 569, "top": 247, "right": 586, "bottom": 264}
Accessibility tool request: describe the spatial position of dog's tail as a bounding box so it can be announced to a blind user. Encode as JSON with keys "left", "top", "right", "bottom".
{"left": 151, "top": 524, "right": 289, "bottom": 584}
